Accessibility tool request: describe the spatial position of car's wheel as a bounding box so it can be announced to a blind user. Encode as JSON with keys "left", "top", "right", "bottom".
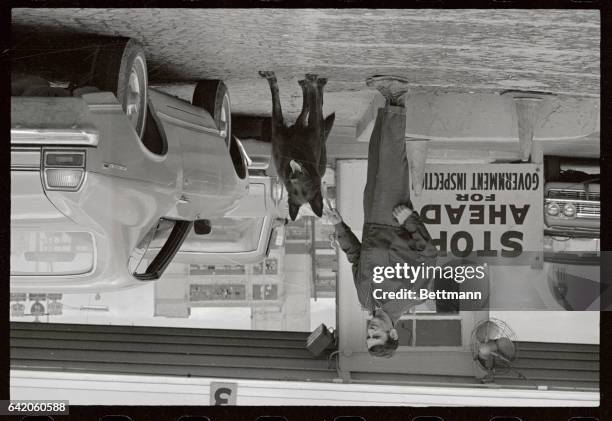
{"left": 90, "top": 38, "right": 148, "bottom": 139}
{"left": 192, "top": 80, "right": 231, "bottom": 147}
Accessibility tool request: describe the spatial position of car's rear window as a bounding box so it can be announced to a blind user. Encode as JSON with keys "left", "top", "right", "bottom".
{"left": 11, "top": 231, "right": 95, "bottom": 276}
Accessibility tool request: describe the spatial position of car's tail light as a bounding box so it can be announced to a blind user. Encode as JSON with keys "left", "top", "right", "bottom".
{"left": 42, "top": 150, "right": 86, "bottom": 191}
{"left": 44, "top": 168, "right": 84, "bottom": 189}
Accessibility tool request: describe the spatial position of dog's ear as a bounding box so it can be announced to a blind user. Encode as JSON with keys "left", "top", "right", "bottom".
{"left": 289, "top": 159, "right": 303, "bottom": 175}
{"left": 309, "top": 189, "right": 324, "bottom": 217}
{"left": 289, "top": 201, "right": 300, "bottom": 221}
{"left": 323, "top": 112, "right": 336, "bottom": 143}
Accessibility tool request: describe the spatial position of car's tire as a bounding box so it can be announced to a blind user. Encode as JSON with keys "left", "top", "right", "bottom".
{"left": 193, "top": 80, "right": 231, "bottom": 147}
{"left": 90, "top": 38, "right": 148, "bottom": 139}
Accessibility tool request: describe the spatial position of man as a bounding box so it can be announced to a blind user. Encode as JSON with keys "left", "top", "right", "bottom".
{"left": 324, "top": 75, "right": 438, "bottom": 358}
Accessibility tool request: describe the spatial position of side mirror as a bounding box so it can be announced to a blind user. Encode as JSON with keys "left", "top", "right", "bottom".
{"left": 194, "top": 219, "right": 212, "bottom": 235}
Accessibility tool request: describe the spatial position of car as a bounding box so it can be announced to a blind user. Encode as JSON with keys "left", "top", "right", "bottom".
{"left": 158, "top": 151, "right": 289, "bottom": 266}
{"left": 10, "top": 36, "right": 251, "bottom": 293}
{"left": 540, "top": 235, "right": 600, "bottom": 311}
{"left": 539, "top": 156, "right": 601, "bottom": 311}
{"left": 543, "top": 157, "right": 600, "bottom": 236}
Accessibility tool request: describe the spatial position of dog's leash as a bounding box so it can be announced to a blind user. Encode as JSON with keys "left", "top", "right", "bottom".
{"left": 323, "top": 193, "right": 341, "bottom": 249}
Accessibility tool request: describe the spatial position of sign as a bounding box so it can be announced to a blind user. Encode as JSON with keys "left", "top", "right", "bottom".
{"left": 48, "top": 301, "right": 63, "bottom": 315}
{"left": 209, "top": 382, "right": 237, "bottom": 406}
{"left": 411, "top": 163, "right": 543, "bottom": 264}
{"left": 10, "top": 293, "right": 26, "bottom": 302}
{"left": 190, "top": 284, "right": 246, "bottom": 301}
{"left": 11, "top": 303, "right": 25, "bottom": 317}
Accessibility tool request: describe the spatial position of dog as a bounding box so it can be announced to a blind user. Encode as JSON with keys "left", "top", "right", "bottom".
{"left": 259, "top": 71, "right": 335, "bottom": 220}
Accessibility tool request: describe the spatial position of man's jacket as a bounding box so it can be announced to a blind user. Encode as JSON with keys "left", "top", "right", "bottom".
{"left": 334, "top": 209, "right": 438, "bottom": 311}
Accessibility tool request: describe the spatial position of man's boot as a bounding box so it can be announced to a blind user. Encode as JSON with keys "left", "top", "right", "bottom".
{"left": 365, "top": 75, "right": 410, "bottom": 107}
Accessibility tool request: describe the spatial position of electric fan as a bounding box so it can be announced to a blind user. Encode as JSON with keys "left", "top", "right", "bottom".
{"left": 470, "top": 318, "right": 519, "bottom": 380}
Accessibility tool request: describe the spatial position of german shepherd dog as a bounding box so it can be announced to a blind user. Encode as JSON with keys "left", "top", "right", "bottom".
{"left": 259, "top": 71, "right": 335, "bottom": 220}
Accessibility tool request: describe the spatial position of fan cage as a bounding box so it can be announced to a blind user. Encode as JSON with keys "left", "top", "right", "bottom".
{"left": 471, "top": 318, "right": 518, "bottom": 375}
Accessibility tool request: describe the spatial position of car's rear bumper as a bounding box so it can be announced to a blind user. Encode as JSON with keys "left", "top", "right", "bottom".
{"left": 11, "top": 96, "right": 100, "bottom": 146}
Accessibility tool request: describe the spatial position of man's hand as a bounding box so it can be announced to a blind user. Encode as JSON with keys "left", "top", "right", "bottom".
{"left": 392, "top": 204, "right": 413, "bottom": 225}
{"left": 323, "top": 206, "right": 343, "bottom": 225}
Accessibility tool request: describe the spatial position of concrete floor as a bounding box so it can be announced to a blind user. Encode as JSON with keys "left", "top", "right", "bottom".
{"left": 12, "top": 9, "right": 599, "bottom": 107}
{"left": 12, "top": 9, "right": 600, "bottom": 159}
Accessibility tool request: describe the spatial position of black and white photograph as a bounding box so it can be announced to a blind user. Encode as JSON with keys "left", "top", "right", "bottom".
{"left": 8, "top": 7, "right": 601, "bottom": 410}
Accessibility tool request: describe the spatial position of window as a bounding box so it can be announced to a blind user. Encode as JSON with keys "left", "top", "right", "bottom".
{"left": 389, "top": 296, "right": 463, "bottom": 348}
{"left": 11, "top": 231, "right": 95, "bottom": 276}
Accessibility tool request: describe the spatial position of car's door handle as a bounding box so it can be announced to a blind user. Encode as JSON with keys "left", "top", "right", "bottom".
{"left": 179, "top": 195, "right": 190, "bottom": 204}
